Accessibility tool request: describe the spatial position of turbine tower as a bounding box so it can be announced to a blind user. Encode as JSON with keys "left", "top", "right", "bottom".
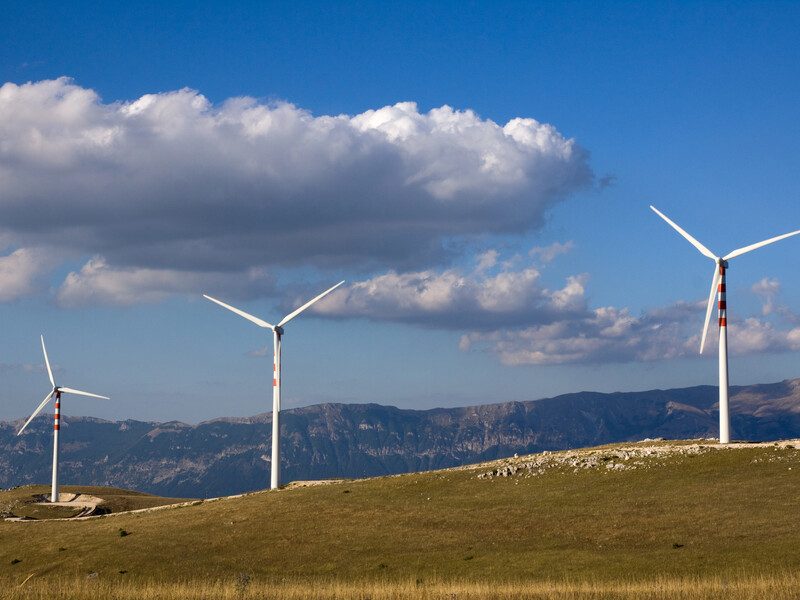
{"left": 17, "top": 336, "right": 109, "bottom": 502}
{"left": 204, "top": 281, "right": 344, "bottom": 489}
{"left": 651, "top": 206, "right": 800, "bottom": 443}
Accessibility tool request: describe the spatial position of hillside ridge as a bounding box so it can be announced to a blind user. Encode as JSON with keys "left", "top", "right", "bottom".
{"left": 2, "top": 379, "right": 799, "bottom": 497}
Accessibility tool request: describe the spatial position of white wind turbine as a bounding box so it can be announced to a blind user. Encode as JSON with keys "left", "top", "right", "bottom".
{"left": 204, "top": 281, "right": 344, "bottom": 489}
{"left": 651, "top": 206, "right": 800, "bottom": 443}
{"left": 17, "top": 336, "right": 110, "bottom": 502}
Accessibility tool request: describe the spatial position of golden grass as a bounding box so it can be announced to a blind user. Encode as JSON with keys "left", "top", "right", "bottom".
{"left": 3, "top": 573, "right": 799, "bottom": 599}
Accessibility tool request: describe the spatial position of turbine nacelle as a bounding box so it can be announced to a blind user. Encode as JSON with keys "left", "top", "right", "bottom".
{"left": 203, "top": 281, "right": 344, "bottom": 337}
{"left": 651, "top": 205, "right": 800, "bottom": 354}
{"left": 17, "top": 336, "right": 110, "bottom": 436}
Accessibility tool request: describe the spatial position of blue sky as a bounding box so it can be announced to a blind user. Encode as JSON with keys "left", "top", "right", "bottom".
{"left": 2, "top": 1, "right": 800, "bottom": 423}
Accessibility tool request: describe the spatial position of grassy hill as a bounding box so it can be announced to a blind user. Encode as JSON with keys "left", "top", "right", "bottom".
{"left": 1, "top": 439, "right": 799, "bottom": 599}
{"left": 0, "top": 486, "right": 195, "bottom": 520}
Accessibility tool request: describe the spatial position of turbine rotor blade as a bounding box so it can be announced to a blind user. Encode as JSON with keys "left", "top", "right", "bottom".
{"left": 723, "top": 229, "right": 800, "bottom": 260}
{"left": 17, "top": 390, "right": 55, "bottom": 435}
{"left": 203, "top": 295, "right": 274, "bottom": 329}
{"left": 700, "top": 265, "right": 722, "bottom": 354}
{"left": 650, "top": 206, "right": 717, "bottom": 260}
{"left": 277, "top": 281, "right": 345, "bottom": 328}
{"left": 58, "top": 387, "right": 110, "bottom": 400}
{"left": 41, "top": 335, "right": 55, "bottom": 387}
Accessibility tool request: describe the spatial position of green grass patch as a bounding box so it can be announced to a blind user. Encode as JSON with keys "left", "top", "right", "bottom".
{"left": 0, "top": 441, "right": 798, "bottom": 597}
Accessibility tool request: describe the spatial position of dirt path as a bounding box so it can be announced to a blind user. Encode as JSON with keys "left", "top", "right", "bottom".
{"left": 36, "top": 493, "right": 105, "bottom": 517}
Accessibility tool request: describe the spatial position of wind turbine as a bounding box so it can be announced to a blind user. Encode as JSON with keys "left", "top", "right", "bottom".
{"left": 17, "top": 336, "right": 110, "bottom": 502}
{"left": 651, "top": 205, "right": 800, "bottom": 443}
{"left": 204, "top": 281, "right": 344, "bottom": 489}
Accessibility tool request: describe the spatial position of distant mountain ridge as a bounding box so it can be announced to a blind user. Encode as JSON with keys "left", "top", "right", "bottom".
{"left": 2, "top": 379, "right": 800, "bottom": 498}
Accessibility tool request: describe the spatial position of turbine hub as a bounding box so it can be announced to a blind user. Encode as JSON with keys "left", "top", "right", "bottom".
{"left": 274, "top": 326, "right": 284, "bottom": 336}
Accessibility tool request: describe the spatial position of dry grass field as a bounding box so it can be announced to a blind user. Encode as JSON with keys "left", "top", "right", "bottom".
{"left": 1, "top": 440, "right": 798, "bottom": 599}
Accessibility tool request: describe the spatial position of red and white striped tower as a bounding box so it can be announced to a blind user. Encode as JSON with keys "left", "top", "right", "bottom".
{"left": 16, "top": 336, "right": 109, "bottom": 503}
{"left": 651, "top": 206, "right": 800, "bottom": 446}
{"left": 718, "top": 261, "right": 730, "bottom": 444}
{"left": 271, "top": 328, "right": 282, "bottom": 490}
{"left": 51, "top": 391, "right": 61, "bottom": 502}
{"left": 203, "top": 281, "right": 344, "bottom": 491}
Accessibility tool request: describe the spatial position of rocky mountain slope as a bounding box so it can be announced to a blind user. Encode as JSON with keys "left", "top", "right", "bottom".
{"left": 2, "top": 379, "right": 799, "bottom": 498}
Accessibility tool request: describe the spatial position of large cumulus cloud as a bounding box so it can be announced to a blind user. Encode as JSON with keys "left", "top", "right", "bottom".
{"left": 459, "top": 302, "right": 702, "bottom": 365}
{"left": 3, "top": 78, "right": 797, "bottom": 369}
{"left": 0, "top": 77, "right": 593, "bottom": 306}
{"left": 315, "top": 244, "right": 588, "bottom": 330}
{"left": 319, "top": 247, "right": 800, "bottom": 365}
{"left": 317, "top": 242, "right": 706, "bottom": 365}
{"left": 456, "top": 283, "right": 800, "bottom": 366}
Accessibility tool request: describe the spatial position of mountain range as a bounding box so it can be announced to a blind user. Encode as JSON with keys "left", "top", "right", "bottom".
{"left": 2, "top": 379, "right": 799, "bottom": 498}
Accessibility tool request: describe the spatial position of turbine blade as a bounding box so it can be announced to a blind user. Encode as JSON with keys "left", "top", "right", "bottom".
{"left": 700, "top": 265, "right": 722, "bottom": 354}
{"left": 277, "top": 281, "right": 345, "bottom": 327}
{"left": 41, "top": 335, "right": 55, "bottom": 387}
{"left": 17, "top": 390, "right": 55, "bottom": 435}
{"left": 723, "top": 229, "right": 800, "bottom": 260}
{"left": 650, "top": 206, "right": 717, "bottom": 260}
{"left": 203, "top": 295, "right": 274, "bottom": 329}
{"left": 58, "top": 387, "right": 110, "bottom": 400}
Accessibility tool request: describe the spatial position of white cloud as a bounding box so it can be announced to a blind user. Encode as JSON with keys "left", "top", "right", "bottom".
{"left": 318, "top": 249, "right": 800, "bottom": 364}
{"left": 0, "top": 78, "right": 594, "bottom": 307}
{"left": 55, "top": 256, "right": 273, "bottom": 308}
{"left": 750, "top": 277, "right": 800, "bottom": 324}
{"left": 460, "top": 296, "right": 702, "bottom": 365}
{"left": 457, "top": 281, "right": 800, "bottom": 366}
{"left": 529, "top": 241, "right": 574, "bottom": 264}
{"left": 0, "top": 247, "right": 54, "bottom": 301}
{"left": 729, "top": 317, "right": 800, "bottom": 354}
{"left": 751, "top": 277, "right": 781, "bottom": 297}
{"left": 459, "top": 302, "right": 697, "bottom": 365}
{"left": 314, "top": 245, "right": 589, "bottom": 329}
